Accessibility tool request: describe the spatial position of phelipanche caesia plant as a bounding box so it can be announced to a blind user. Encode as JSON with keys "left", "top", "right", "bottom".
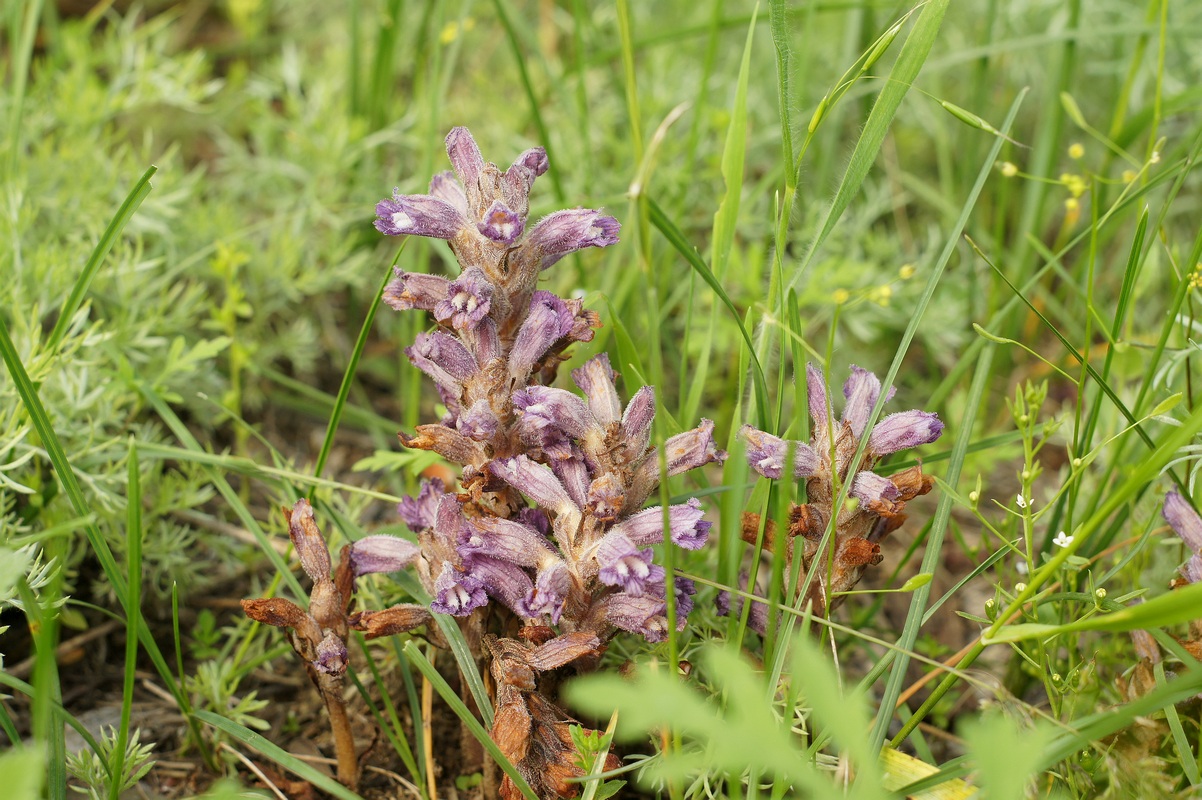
{"left": 736, "top": 364, "right": 943, "bottom": 624}
{"left": 375, "top": 127, "right": 726, "bottom": 797}
{"left": 241, "top": 126, "right": 725, "bottom": 797}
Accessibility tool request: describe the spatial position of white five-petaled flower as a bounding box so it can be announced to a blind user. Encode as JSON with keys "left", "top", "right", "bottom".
{"left": 1053, "top": 530, "right": 1073, "bottom": 548}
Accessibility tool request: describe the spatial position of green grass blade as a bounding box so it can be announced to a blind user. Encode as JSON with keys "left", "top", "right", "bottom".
{"left": 647, "top": 197, "right": 769, "bottom": 427}
{"left": 18, "top": 576, "right": 65, "bottom": 800}
{"left": 313, "top": 243, "right": 406, "bottom": 482}
{"left": 193, "top": 711, "right": 365, "bottom": 800}
{"left": 401, "top": 641, "right": 538, "bottom": 800}
{"left": 984, "top": 581, "right": 1202, "bottom": 643}
{"left": 48, "top": 166, "right": 157, "bottom": 354}
{"left": 110, "top": 438, "right": 143, "bottom": 800}
{"left": 789, "top": 0, "right": 949, "bottom": 289}
{"left": 681, "top": 8, "right": 756, "bottom": 427}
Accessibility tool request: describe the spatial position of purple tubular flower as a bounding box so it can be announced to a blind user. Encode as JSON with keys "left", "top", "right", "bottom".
{"left": 349, "top": 535, "right": 422, "bottom": 576}
{"left": 673, "top": 578, "right": 697, "bottom": 618}
{"left": 477, "top": 200, "right": 525, "bottom": 244}
{"left": 621, "top": 386, "right": 656, "bottom": 454}
{"left": 405, "top": 331, "right": 478, "bottom": 393}
{"left": 842, "top": 365, "right": 893, "bottom": 438}
{"left": 850, "top": 471, "right": 901, "bottom": 510}
{"left": 613, "top": 498, "right": 710, "bottom": 550}
{"left": 868, "top": 410, "right": 944, "bottom": 455}
{"left": 432, "top": 495, "right": 467, "bottom": 547}
{"left": 468, "top": 555, "right": 535, "bottom": 616}
{"left": 434, "top": 268, "right": 493, "bottom": 331}
{"left": 446, "top": 127, "right": 485, "bottom": 198}
{"left": 740, "top": 425, "right": 819, "bottom": 480}
{"left": 572, "top": 353, "right": 622, "bottom": 427}
{"left": 383, "top": 270, "right": 450, "bottom": 312}
{"left": 516, "top": 507, "right": 552, "bottom": 538}
{"left": 430, "top": 561, "right": 489, "bottom": 616}
{"left": 513, "top": 386, "right": 594, "bottom": 441}
{"left": 662, "top": 419, "right": 727, "bottom": 476}
{"left": 1164, "top": 491, "right": 1202, "bottom": 553}
{"left": 374, "top": 192, "right": 465, "bottom": 239}
{"left": 522, "top": 561, "right": 573, "bottom": 623}
{"left": 1183, "top": 554, "right": 1202, "bottom": 585}
{"left": 457, "top": 399, "right": 500, "bottom": 441}
{"left": 314, "top": 633, "right": 349, "bottom": 675}
{"left": 516, "top": 209, "right": 621, "bottom": 272}
{"left": 595, "top": 533, "right": 654, "bottom": 593}
{"left": 459, "top": 515, "right": 557, "bottom": 568}
{"left": 490, "top": 456, "right": 581, "bottom": 523}
{"left": 603, "top": 592, "right": 670, "bottom": 642}
{"left": 397, "top": 478, "right": 446, "bottom": 531}
{"left": 807, "top": 363, "right": 833, "bottom": 435}
{"left": 551, "top": 454, "right": 591, "bottom": 511}
{"left": 509, "top": 291, "right": 575, "bottom": 381}
{"left": 428, "top": 170, "right": 468, "bottom": 213}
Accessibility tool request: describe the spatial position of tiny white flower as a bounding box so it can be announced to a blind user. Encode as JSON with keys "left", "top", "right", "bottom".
{"left": 1053, "top": 530, "right": 1074, "bottom": 548}
{"left": 1016, "top": 494, "right": 1030, "bottom": 509}
{"left": 1016, "top": 561, "right": 1029, "bottom": 576}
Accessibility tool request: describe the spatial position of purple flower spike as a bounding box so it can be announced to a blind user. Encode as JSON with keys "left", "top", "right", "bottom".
{"left": 509, "top": 147, "right": 549, "bottom": 180}
{"left": 429, "top": 170, "right": 468, "bottom": 213}
{"left": 596, "top": 533, "right": 654, "bottom": 592}
{"left": 673, "top": 578, "right": 697, "bottom": 618}
{"left": 314, "top": 633, "right": 349, "bottom": 675}
{"left": 517, "top": 209, "right": 621, "bottom": 273}
{"left": 431, "top": 561, "right": 489, "bottom": 616}
{"left": 349, "top": 535, "right": 422, "bottom": 576}
{"left": 1164, "top": 491, "right": 1202, "bottom": 554}
{"left": 490, "top": 455, "right": 581, "bottom": 523}
{"left": 397, "top": 478, "right": 446, "bottom": 531}
{"left": 434, "top": 268, "right": 493, "bottom": 331}
{"left": 740, "top": 425, "right": 818, "bottom": 480}
{"left": 457, "top": 399, "right": 500, "bottom": 441}
{"left": 662, "top": 419, "right": 727, "bottom": 476}
{"left": 459, "top": 515, "right": 556, "bottom": 568}
{"left": 868, "top": 410, "right": 944, "bottom": 455}
{"left": 374, "top": 192, "right": 465, "bottom": 239}
{"left": 842, "top": 365, "right": 893, "bottom": 438}
{"left": 522, "top": 561, "right": 573, "bottom": 623}
{"left": 383, "top": 271, "right": 450, "bottom": 313}
{"left": 508, "top": 290, "right": 575, "bottom": 381}
{"left": 477, "top": 200, "right": 525, "bottom": 243}
{"left": 573, "top": 353, "right": 622, "bottom": 427}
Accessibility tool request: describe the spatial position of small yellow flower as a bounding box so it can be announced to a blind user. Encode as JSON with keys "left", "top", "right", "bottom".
{"left": 899, "top": 264, "right": 916, "bottom": 280}
{"left": 1064, "top": 197, "right": 1079, "bottom": 212}
{"left": 440, "top": 21, "right": 460, "bottom": 43}
{"left": 1121, "top": 169, "right": 1137, "bottom": 183}
{"left": 832, "top": 288, "right": 850, "bottom": 305}
{"left": 1000, "top": 161, "right": 1018, "bottom": 177}
{"left": 1151, "top": 150, "right": 1161, "bottom": 164}
{"left": 1068, "top": 142, "right": 1085, "bottom": 159}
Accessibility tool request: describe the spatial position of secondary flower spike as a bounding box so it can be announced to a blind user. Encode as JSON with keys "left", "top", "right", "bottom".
{"left": 732, "top": 364, "right": 943, "bottom": 626}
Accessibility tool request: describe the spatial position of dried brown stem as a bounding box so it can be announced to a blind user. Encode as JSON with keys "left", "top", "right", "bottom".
{"left": 316, "top": 671, "right": 360, "bottom": 789}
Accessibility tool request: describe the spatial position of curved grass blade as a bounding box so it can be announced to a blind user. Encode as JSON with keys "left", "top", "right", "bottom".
{"left": 48, "top": 166, "right": 157, "bottom": 354}
{"left": 110, "top": 438, "right": 143, "bottom": 800}
{"left": 789, "top": 0, "right": 949, "bottom": 289}
{"left": 193, "top": 711, "right": 365, "bottom": 800}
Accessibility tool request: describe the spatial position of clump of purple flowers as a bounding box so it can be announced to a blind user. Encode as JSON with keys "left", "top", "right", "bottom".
{"left": 371, "top": 127, "right": 725, "bottom": 798}
{"left": 733, "top": 364, "right": 943, "bottom": 627}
